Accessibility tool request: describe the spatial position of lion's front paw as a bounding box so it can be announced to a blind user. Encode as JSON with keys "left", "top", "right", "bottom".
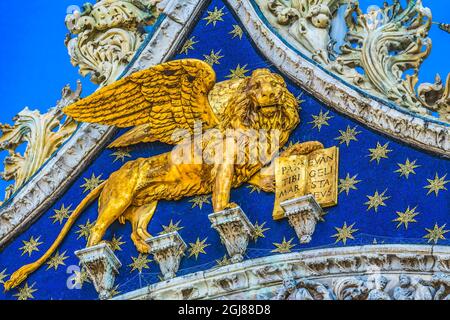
{"left": 282, "top": 141, "right": 324, "bottom": 156}
{"left": 131, "top": 233, "right": 150, "bottom": 254}
{"left": 225, "top": 202, "right": 239, "bottom": 210}
{"left": 257, "top": 177, "right": 275, "bottom": 193}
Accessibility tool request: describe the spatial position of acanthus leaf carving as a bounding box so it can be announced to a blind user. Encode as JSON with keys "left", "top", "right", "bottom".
{"left": 418, "top": 73, "right": 450, "bottom": 122}
{"left": 260, "top": 0, "right": 450, "bottom": 123}
{"left": 0, "top": 81, "right": 82, "bottom": 203}
{"left": 331, "top": 0, "right": 432, "bottom": 113}
{"left": 65, "top": 0, "right": 160, "bottom": 86}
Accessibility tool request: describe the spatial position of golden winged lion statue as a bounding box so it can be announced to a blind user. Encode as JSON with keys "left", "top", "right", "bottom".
{"left": 4, "top": 59, "right": 323, "bottom": 290}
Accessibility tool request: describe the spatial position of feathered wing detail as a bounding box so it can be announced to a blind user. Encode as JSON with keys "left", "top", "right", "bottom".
{"left": 208, "top": 78, "right": 247, "bottom": 117}
{"left": 64, "top": 59, "right": 219, "bottom": 145}
{"left": 108, "top": 124, "right": 154, "bottom": 148}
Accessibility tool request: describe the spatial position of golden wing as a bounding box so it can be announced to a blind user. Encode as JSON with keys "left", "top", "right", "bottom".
{"left": 64, "top": 59, "right": 219, "bottom": 145}
{"left": 208, "top": 77, "right": 247, "bottom": 117}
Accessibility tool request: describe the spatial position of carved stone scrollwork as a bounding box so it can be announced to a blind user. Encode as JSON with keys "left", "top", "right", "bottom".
{"left": 145, "top": 231, "right": 187, "bottom": 280}
{"left": 208, "top": 206, "right": 256, "bottom": 263}
{"left": 280, "top": 195, "right": 323, "bottom": 243}
{"left": 418, "top": 74, "right": 450, "bottom": 122}
{"left": 114, "top": 245, "right": 450, "bottom": 300}
{"left": 0, "top": 0, "right": 209, "bottom": 249}
{"left": 259, "top": 0, "right": 450, "bottom": 123}
{"left": 275, "top": 277, "right": 335, "bottom": 300}
{"left": 430, "top": 273, "right": 450, "bottom": 300}
{"left": 267, "top": 0, "right": 341, "bottom": 64}
{"left": 333, "top": 0, "right": 432, "bottom": 114}
{"left": 65, "top": 0, "right": 159, "bottom": 86}
{"left": 0, "top": 82, "right": 82, "bottom": 203}
{"left": 75, "top": 243, "right": 122, "bottom": 300}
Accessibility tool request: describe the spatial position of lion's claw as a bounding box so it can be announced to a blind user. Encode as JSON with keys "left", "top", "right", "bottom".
{"left": 225, "top": 202, "right": 239, "bottom": 210}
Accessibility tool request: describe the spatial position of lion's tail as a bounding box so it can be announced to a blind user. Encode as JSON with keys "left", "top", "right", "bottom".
{"left": 4, "top": 182, "right": 106, "bottom": 292}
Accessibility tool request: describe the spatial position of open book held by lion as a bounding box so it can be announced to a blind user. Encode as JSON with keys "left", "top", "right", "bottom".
{"left": 5, "top": 59, "right": 323, "bottom": 290}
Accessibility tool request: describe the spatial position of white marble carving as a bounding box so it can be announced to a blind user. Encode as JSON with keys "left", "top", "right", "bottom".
{"left": 0, "top": 82, "right": 81, "bottom": 203}
{"left": 393, "top": 274, "right": 433, "bottom": 300}
{"left": 280, "top": 195, "right": 323, "bottom": 244}
{"left": 259, "top": 0, "right": 449, "bottom": 122}
{"left": 274, "top": 277, "right": 335, "bottom": 300}
{"left": 75, "top": 243, "right": 122, "bottom": 300}
{"left": 146, "top": 232, "right": 187, "bottom": 280}
{"left": 267, "top": 0, "right": 341, "bottom": 65}
{"left": 209, "top": 206, "right": 256, "bottom": 263}
{"left": 113, "top": 244, "right": 450, "bottom": 300}
{"left": 418, "top": 74, "right": 450, "bottom": 122}
{"left": 65, "top": 0, "right": 159, "bottom": 86}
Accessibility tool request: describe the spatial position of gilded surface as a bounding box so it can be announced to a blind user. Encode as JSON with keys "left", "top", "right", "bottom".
{"left": 273, "top": 146, "right": 339, "bottom": 219}
{"left": 4, "top": 58, "right": 323, "bottom": 290}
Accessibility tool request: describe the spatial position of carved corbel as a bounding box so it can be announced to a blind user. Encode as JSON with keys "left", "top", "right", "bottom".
{"left": 75, "top": 243, "right": 122, "bottom": 300}
{"left": 208, "top": 206, "right": 256, "bottom": 263}
{"left": 280, "top": 195, "right": 323, "bottom": 244}
{"left": 145, "top": 231, "right": 187, "bottom": 280}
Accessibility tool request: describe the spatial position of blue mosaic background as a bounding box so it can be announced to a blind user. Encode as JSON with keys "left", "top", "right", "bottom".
{"left": 0, "top": 0, "right": 448, "bottom": 300}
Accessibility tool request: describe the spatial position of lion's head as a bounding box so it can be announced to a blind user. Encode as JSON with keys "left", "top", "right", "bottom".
{"left": 221, "top": 69, "right": 300, "bottom": 135}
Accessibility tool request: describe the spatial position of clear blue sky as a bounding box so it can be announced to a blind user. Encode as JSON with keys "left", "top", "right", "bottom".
{"left": 0, "top": 0, "right": 448, "bottom": 199}
{"left": 0, "top": 0, "right": 98, "bottom": 122}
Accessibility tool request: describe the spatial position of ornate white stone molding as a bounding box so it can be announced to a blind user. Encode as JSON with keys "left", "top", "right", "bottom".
{"left": 75, "top": 243, "right": 122, "bottom": 300}
{"left": 65, "top": 0, "right": 159, "bottom": 86}
{"left": 259, "top": 0, "right": 449, "bottom": 122}
{"left": 0, "top": 0, "right": 209, "bottom": 249}
{"left": 146, "top": 232, "right": 187, "bottom": 280}
{"left": 280, "top": 195, "right": 323, "bottom": 244}
{"left": 227, "top": 0, "right": 449, "bottom": 157}
{"left": 0, "top": 82, "right": 81, "bottom": 204}
{"left": 209, "top": 206, "right": 256, "bottom": 263}
{"left": 113, "top": 244, "right": 450, "bottom": 300}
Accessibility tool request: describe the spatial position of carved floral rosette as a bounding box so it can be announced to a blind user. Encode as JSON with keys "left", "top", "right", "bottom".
{"left": 65, "top": 0, "right": 159, "bottom": 86}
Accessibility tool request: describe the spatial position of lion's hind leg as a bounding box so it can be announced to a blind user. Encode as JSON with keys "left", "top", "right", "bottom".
{"left": 124, "top": 202, "right": 158, "bottom": 254}
{"left": 87, "top": 168, "right": 139, "bottom": 248}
